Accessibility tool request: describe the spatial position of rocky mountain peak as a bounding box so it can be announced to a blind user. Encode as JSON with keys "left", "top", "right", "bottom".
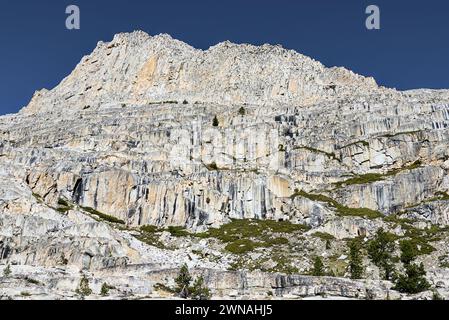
{"left": 21, "top": 30, "right": 379, "bottom": 115}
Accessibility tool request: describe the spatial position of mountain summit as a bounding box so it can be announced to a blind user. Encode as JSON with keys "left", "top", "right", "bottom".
{"left": 22, "top": 31, "right": 380, "bottom": 115}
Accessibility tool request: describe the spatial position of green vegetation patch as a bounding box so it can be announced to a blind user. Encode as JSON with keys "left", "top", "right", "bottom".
{"left": 154, "top": 283, "right": 176, "bottom": 294}
{"left": 263, "top": 237, "right": 289, "bottom": 246}
{"left": 225, "top": 239, "right": 259, "bottom": 254}
{"left": 55, "top": 198, "right": 74, "bottom": 214}
{"left": 334, "top": 160, "right": 422, "bottom": 188}
{"left": 159, "top": 219, "right": 307, "bottom": 254}
{"left": 424, "top": 191, "right": 449, "bottom": 203}
{"left": 337, "top": 206, "right": 383, "bottom": 219}
{"left": 380, "top": 130, "right": 422, "bottom": 139}
{"left": 198, "top": 219, "right": 308, "bottom": 254}
{"left": 228, "top": 251, "right": 299, "bottom": 274}
{"left": 265, "top": 253, "right": 299, "bottom": 274}
{"left": 32, "top": 193, "right": 43, "bottom": 204}
{"left": 384, "top": 214, "right": 448, "bottom": 256}
{"left": 140, "top": 225, "right": 160, "bottom": 233}
{"left": 312, "top": 232, "right": 336, "bottom": 241}
{"left": 400, "top": 225, "right": 441, "bottom": 255}
{"left": 294, "top": 190, "right": 383, "bottom": 219}
{"left": 25, "top": 277, "right": 41, "bottom": 285}
{"left": 167, "top": 226, "right": 191, "bottom": 237}
{"left": 136, "top": 225, "right": 166, "bottom": 249}
{"left": 80, "top": 206, "right": 126, "bottom": 225}
{"left": 199, "top": 219, "right": 309, "bottom": 243}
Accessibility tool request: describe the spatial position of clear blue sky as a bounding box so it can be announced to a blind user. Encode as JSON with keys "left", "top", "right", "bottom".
{"left": 1, "top": 0, "right": 448, "bottom": 115}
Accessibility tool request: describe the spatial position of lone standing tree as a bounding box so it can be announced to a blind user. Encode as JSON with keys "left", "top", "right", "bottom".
{"left": 367, "top": 228, "right": 396, "bottom": 280}
{"left": 175, "top": 263, "right": 193, "bottom": 298}
{"left": 348, "top": 238, "right": 364, "bottom": 279}
{"left": 191, "top": 276, "right": 212, "bottom": 300}
{"left": 311, "top": 257, "right": 325, "bottom": 276}
{"left": 212, "top": 115, "right": 219, "bottom": 127}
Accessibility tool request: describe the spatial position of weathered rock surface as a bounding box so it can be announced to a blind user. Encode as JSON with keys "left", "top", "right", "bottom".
{"left": 1, "top": 31, "right": 449, "bottom": 300}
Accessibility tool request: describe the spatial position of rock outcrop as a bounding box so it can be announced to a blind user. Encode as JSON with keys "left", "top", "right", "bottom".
{"left": 1, "top": 31, "right": 449, "bottom": 300}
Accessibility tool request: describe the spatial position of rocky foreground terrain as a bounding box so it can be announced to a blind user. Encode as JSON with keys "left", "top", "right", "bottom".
{"left": 1, "top": 31, "right": 449, "bottom": 300}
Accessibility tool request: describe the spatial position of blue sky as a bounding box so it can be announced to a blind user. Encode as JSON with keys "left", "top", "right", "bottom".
{"left": 0, "top": 0, "right": 448, "bottom": 115}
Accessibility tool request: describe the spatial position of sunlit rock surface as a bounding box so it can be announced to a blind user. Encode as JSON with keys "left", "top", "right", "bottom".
{"left": 1, "top": 31, "right": 449, "bottom": 300}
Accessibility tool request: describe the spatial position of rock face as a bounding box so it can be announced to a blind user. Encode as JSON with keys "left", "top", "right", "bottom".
{"left": 1, "top": 31, "right": 449, "bottom": 300}
{"left": 21, "top": 31, "right": 378, "bottom": 115}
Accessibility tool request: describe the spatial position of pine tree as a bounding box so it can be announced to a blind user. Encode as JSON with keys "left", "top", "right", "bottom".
{"left": 212, "top": 116, "right": 219, "bottom": 127}
{"left": 399, "top": 239, "right": 419, "bottom": 265}
{"left": 191, "top": 276, "right": 211, "bottom": 300}
{"left": 367, "top": 228, "right": 396, "bottom": 280}
{"left": 311, "top": 257, "right": 325, "bottom": 276}
{"left": 393, "top": 240, "right": 430, "bottom": 294}
{"left": 348, "top": 238, "right": 364, "bottom": 279}
{"left": 175, "top": 264, "right": 192, "bottom": 298}
{"left": 238, "top": 107, "right": 246, "bottom": 116}
{"left": 394, "top": 262, "right": 430, "bottom": 294}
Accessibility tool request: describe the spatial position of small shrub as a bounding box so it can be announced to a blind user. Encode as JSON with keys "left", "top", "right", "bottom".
{"left": 432, "top": 290, "right": 444, "bottom": 300}
{"left": 154, "top": 283, "right": 176, "bottom": 294}
{"left": 57, "top": 198, "right": 70, "bottom": 207}
{"left": 101, "top": 283, "right": 114, "bottom": 296}
{"left": 238, "top": 107, "right": 246, "bottom": 116}
{"left": 56, "top": 207, "right": 70, "bottom": 214}
{"left": 206, "top": 162, "right": 219, "bottom": 171}
{"left": 56, "top": 198, "right": 73, "bottom": 214}
{"left": 190, "top": 276, "right": 211, "bottom": 300}
{"left": 76, "top": 275, "right": 92, "bottom": 297}
{"left": 60, "top": 254, "right": 69, "bottom": 266}
{"left": 25, "top": 277, "right": 41, "bottom": 285}
{"left": 3, "top": 264, "right": 11, "bottom": 277}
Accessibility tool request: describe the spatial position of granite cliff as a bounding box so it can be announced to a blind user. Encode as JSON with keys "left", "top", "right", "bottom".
{"left": 1, "top": 31, "right": 449, "bottom": 300}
